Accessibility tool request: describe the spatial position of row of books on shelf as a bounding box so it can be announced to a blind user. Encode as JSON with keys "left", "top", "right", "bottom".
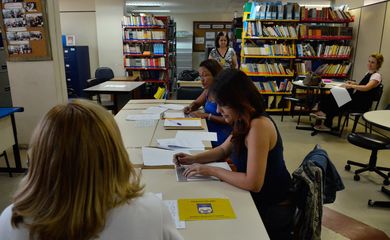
{"left": 245, "top": 22, "right": 297, "bottom": 38}
{"left": 128, "top": 71, "right": 167, "bottom": 81}
{"left": 123, "top": 43, "right": 165, "bottom": 55}
{"left": 298, "top": 25, "right": 352, "bottom": 38}
{"left": 295, "top": 61, "right": 312, "bottom": 74}
{"left": 300, "top": 7, "right": 353, "bottom": 21}
{"left": 246, "top": 2, "right": 300, "bottom": 20}
{"left": 124, "top": 57, "right": 166, "bottom": 68}
{"left": 314, "top": 63, "right": 351, "bottom": 75}
{"left": 253, "top": 79, "right": 293, "bottom": 92}
{"left": 265, "top": 95, "right": 287, "bottom": 110}
{"left": 241, "top": 63, "right": 293, "bottom": 75}
{"left": 123, "top": 30, "right": 165, "bottom": 40}
{"left": 297, "top": 43, "right": 351, "bottom": 58}
{"left": 243, "top": 43, "right": 296, "bottom": 56}
{"left": 122, "top": 15, "right": 164, "bottom": 27}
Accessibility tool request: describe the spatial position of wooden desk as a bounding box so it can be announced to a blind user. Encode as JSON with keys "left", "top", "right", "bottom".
{"left": 84, "top": 81, "right": 144, "bottom": 114}
{"left": 177, "top": 80, "right": 203, "bottom": 88}
{"left": 141, "top": 169, "right": 269, "bottom": 240}
{"left": 0, "top": 107, "right": 24, "bottom": 173}
{"left": 363, "top": 110, "right": 390, "bottom": 131}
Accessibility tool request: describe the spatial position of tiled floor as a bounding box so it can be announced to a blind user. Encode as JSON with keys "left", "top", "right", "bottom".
{"left": 0, "top": 116, "right": 389, "bottom": 239}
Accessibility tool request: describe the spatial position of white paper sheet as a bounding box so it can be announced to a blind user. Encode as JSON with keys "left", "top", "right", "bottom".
{"left": 142, "top": 147, "right": 190, "bottom": 166}
{"left": 142, "top": 106, "right": 167, "bottom": 114}
{"left": 153, "top": 193, "right": 185, "bottom": 229}
{"left": 164, "top": 111, "right": 185, "bottom": 119}
{"left": 330, "top": 86, "right": 352, "bottom": 107}
{"left": 175, "top": 162, "right": 231, "bottom": 182}
{"left": 157, "top": 138, "right": 205, "bottom": 151}
{"left": 176, "top": 131, "right": 217, "bottom": 142}
{"left": 104, "top": 84, "right": 126, "bottom": 88}
{"left": 126, "top": 114, "right": 161, "bottom": 121}
{"left": 164, "top": 119, "right": 202, "bottom": 127}
{"left": 160, "top": 104, "right": 185, "bottom": 110}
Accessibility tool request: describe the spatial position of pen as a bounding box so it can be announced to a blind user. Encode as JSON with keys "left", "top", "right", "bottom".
{"left": 168, "top": 119, "right": 182, "bottom": 126}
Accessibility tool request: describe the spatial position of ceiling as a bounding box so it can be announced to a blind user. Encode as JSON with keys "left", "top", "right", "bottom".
{"left": 125, "top": 0, "right": 333, "bottom": 14}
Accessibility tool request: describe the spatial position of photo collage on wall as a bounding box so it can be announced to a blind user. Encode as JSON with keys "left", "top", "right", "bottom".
{"left": 2, "top": 0, "right": 43, "bottom": 55}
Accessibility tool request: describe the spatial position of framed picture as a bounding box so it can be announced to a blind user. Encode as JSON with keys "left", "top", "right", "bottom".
{"left": 65, "top": 35, "right": 75, "bottom": 46}
{"left": 0, "top": 0, "right": 52, "bottom": 61}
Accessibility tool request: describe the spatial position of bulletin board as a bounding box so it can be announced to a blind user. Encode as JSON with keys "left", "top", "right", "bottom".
{"left": 0, "top": 0, "right": 52, "bottom": 61}
{"left": 193, "top": 21, "right": 232, "bottom": 52}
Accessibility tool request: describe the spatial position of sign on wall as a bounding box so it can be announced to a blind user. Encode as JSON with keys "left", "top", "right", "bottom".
{"left": 193, "top": 21, "right": 232, "bottom": 52}
{"left": 0, "top": 0, "right": 52, "bottom": 61}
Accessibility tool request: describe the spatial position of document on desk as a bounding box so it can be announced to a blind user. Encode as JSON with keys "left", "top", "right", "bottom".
{"left": 153, "top": 193, "right": 186, "bottom": 229}
{"left": 163, "top": 111, "right": 185, "bottom": 119}
{"left": 330, "top": 86, "right": 352, "bottom": 107}
{"left": 160, "top": 104, "right": 185, "bottom": 110}
{"left": 175, "top": 162, "right": 231, "bottom": 182}
{"left": 126, "top": 114, "right": 161, "bottom": 121}
{"left": 176, "top": 131, "right": 217, "bottom": 142}
{"left": 164, "top": 118, "right": 203, "bottom": 130}
{"left": 142, "top": 106, "right": 167, "bottom": 114}
{"left": 178, "top": 198, "right": 236, "bottom": 221}
{"left": 142, "top": 147, "right": 190, "bottom": 167}
{"left": 104, "top": 84, "right": 126, "bottom": 88}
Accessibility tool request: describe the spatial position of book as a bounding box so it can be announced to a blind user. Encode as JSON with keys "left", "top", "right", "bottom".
{"left": 178, "top": 198, "right": 236, "bottom": 221}
{"left": 175, "top": 162, "right": 231, "bottom": 182}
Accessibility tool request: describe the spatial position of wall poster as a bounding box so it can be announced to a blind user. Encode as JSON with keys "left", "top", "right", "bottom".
{"left": 0, "top": 0, "right": 52, "bottom": 61}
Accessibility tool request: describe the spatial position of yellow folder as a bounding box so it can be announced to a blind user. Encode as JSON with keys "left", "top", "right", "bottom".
{"left": 178, "top": 198, "right": 236, "bottom": 221}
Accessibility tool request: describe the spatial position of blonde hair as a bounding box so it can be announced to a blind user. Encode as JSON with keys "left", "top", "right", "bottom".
{"left": 370, "top": 53, "right": 384, "bottom": 69}
{"left": 11, "top": 99, "right": 143, "bottom": 240}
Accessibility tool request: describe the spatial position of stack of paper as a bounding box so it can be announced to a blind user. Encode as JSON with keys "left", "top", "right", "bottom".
{"left": 163, "top": 111, "right": 185, "bottom": 119}
{"left": 142, "top": 106, "right": 167, "bottom": 115}
{"left": 157, "top": 131, "right": 217, "bottom": 151}
{"left": 160, "top": 104, "right": 185, "bottom": 110}
{"left": 142, "top": 147, "right": 190, "bottom": 167}
{"left": 126, "top": 114, "right": 160, "bottom": 121}
{"left": 153, "top": 193, "right": 186, "bottom": 229}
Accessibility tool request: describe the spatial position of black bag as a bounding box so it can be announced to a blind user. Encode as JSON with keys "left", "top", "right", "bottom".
{"left": 178, "top": 70, "right": 200, "bottom": 81}
{"left": 303, "top": 72, "right": 322, "bottom": 86}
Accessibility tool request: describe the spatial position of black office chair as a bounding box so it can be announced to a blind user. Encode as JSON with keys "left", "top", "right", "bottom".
{"left": 345, "top": 132, "right": 390, "bottom": 185}
{"left": 86, "top": 67, "right": 115, "bottom": 110}
{"left": 338, "top": 84, "right": 383, "bottom": 136}
{"left": 0, "top": 150, "right": 12, "bottom": 177}
{"left": 176, "top": 87, "right": 203, "bottom": 100}
{"left": 368, "top": 186, "right": 390, "bottom": 208}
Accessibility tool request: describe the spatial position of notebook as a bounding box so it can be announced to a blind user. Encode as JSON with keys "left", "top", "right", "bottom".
{"left": 175, "top": 162, "right": 231, "bottom": 182}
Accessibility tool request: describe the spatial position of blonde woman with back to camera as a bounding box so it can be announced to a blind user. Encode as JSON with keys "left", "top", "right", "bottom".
{"left": 0, "top": 99, "right": 183, "bottom": 240}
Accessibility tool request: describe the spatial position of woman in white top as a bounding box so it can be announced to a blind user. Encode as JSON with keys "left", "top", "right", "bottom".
{"left": 312, "top": 53, "right": 384, "bottom": 131}
{"left": 208, "top": 31, "right": 238, "bottom": 69}
{"left": 0, "top": 99, "right": 182, "bottom": 240}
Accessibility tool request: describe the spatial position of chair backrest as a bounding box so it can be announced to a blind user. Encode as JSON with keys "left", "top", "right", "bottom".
{"left": 176, "top": 87, "right": 203, "bottom": 100}
{"left": 95, "top": 67, "right": 114, "bottom": 82}
{"left": 372, "top": 83, "right": 383, "bottom": 110}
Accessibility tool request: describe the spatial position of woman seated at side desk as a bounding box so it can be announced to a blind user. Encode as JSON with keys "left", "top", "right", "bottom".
{"left": 175, "top": 69, "right": 294, "bottom": 239}
{"left": 311, "top": 53, "right": 384, "bottom": 132}
{"left": 184, "top": 59, "right": 232, "bottom": 147}
{"left": 0, "top": 99, "right": 182, "bottom": 240}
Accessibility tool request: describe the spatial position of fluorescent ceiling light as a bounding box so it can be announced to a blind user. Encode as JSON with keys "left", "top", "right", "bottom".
{"left": 131, "top": 9, "right": 171, "bottom": 13}
{"left": 126, "top": 2, "right": 164, "bottom": 7}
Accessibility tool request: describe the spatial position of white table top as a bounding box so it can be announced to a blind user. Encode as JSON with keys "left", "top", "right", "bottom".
{"left": 84, "top": 81, "right": 144, "bottom": 93}
{"left": 363, "top": 110, "right": 390, "bottom": 131}
{"left": 292, "top": 80, "right": 344, "bottom": 90}
{"left": 141, "top": 169, "right": 269, "bottom": 240}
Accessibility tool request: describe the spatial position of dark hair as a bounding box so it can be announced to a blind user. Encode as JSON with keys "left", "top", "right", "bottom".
{"left": 215, "top": 32, "right": 230, "bottom": 48}
{"left": 209, "top": 69, "right": 265, "bottom": 152}
{"left": 199, "top": 59, "right": 223, "bottom": 77}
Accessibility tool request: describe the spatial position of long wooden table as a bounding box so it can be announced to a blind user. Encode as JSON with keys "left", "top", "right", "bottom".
{"left": 115, "top": 100, "right": 269, "bottom": 239}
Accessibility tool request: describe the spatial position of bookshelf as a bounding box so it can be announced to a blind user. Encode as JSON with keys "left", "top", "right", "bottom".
{"left": 241, "top": 2, "right": 299, "bottom": 113}
{"left": 122, "top": 14, "right": 176, "bottom": 98}
{"left": 241, "top": 2, "right": 354, "bottom": 113}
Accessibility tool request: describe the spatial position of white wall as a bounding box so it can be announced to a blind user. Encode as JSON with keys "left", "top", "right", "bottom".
{"left": 95, "top": 0, "right": 125, "bottom": 76}
{"left": 59, "top": 0, "right": 98, "bottom": 77}
{"left": 378, "top": 2, "right": 390, "bottom": 108}
{"left": 8, "top": 0, "right": 67, "bottom": 144}
{"left": 334, "top": 0, "right": 365, "bottom": 8}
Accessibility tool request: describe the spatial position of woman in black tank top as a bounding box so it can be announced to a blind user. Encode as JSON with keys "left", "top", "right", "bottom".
{"left": 312, "top": 53, "right": 384, "bottom": 131}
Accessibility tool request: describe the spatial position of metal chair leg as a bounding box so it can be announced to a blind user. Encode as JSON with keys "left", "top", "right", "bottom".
{"left": 1, "top": 151, "right": 13, "bottom": 177}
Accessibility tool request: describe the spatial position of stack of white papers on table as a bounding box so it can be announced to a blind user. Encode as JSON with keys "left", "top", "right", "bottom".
{"left": 175, "top": 162, "right": 232, "bottom": 182}
{"left": 330, "top": 86, "right": 352, "bottom": 107}
{"left": 156, "top": 131, "right": 217, "bottom": 151}
{"left": 126, "top": 114, "right": 161, "bottom": 121}
{"left": 142, "top": 106, "right": 167, "bottom": 115}
{"left": 142, "top": 147, "right": 190, "bottom": 167}
{"left": 163, "top": 111, "right": 185, "bottom": 119}
{"left": 153, "top": 193, "right": 185, "bottom": 229}
{"left": 160, "top": 104, "right": 185, "bottom": 110}
{"left": 164, "top": 118, "right": 203, "bottom": 129}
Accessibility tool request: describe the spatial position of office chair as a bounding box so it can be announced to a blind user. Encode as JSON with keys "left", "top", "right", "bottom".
{"left": 368, "top": 186, "right": 390, "bottom": 208}
{"left": 345, "top": 132, "right": 390, "bottom": 185}
{"left": 0, "top": 151, "right": 12, "bottom": 177}
{"left": 86, "top": 67, "right": 115, "bottom": 111}
{"left": 176, "top": 87, "right": 203, "bottom": 100}
{"left": 338, "top": 84, "right": 383, "bottom": 137}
